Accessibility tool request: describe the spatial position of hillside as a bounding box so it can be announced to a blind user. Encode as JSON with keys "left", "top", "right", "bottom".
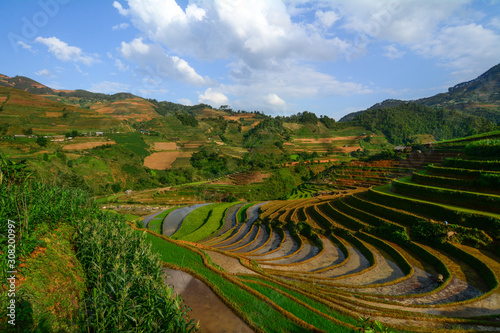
{"left": 340, "top": 63, "right": 500, "bottom": 123}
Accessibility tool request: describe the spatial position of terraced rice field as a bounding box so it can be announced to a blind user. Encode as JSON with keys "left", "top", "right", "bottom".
{"left": 139, "top": 149, "right": 500, "bottom": 332}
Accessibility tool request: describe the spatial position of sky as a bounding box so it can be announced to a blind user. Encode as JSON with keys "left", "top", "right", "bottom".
{"left": 1, "top": 0, "right": 500, "bottom": 120}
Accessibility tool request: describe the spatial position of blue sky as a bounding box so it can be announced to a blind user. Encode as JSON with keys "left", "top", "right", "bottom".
{"left": 1, "top": 0, "right": 500, "bottom": 119}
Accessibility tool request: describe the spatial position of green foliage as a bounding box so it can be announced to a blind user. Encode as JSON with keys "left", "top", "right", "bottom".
{"left": 243, "top": 117, "right": 291, "bottom": 148}
{"left": 352, "top": 102, "right": 495, "bottom": 144}
{"left": 0, "top": 154, "right": 29, "bottom": 185}
{"left": 36, "top": 136, "right": 48, "bottom": 147}
{"left": 73, "top": 217, "right": 197, "bottom": 332}
{"left": 465, "top": 139, "right": 500, "bottom": 157}
{"left": 111, "top": 182, "right": 122, "bottom": 193}
{"left": 260, "top": 168, "right": 300, "bottom": 200}
{"left": 443, "top": 157, "right": 500, "bottom": 171}
{"left": 65, "top": 130, "right": 79, "bottom": 138}
{"left": 190, "top": 145, "right": 231, "bottom": 177}
{"left": 108, "top": 133, "right": 149, "bottom": 157}
{"left": 7, "top": 225, "right": 85, "bottom": 332}
{"left": 175, "top": 112, "right": 199, "bottom": 127}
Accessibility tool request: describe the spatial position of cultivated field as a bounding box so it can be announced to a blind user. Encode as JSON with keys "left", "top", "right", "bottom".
{"left": 139, "top": 140, "right": 500, "bottom": 332}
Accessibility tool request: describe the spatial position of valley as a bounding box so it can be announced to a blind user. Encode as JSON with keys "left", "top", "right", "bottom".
{"left": 1, "top": 66, "right": 499, "bottom": 333}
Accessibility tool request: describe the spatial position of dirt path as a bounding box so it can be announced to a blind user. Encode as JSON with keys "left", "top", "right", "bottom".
{"left": 164, "top": 268, "right": 254, "bottom": 333}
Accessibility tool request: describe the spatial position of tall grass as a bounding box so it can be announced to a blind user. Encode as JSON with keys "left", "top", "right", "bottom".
{"left": 74, "top": 217, "right": 198, "bottom": 332}
{"left": 0, "top": 165, "right": 197, "bottom": 332}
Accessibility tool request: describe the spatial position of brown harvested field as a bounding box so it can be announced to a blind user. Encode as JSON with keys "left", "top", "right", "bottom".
{"left": 62, "top": 141, "right": 116, "bottom": 150}
{"left": 154, "top": 142, "right": 177, "bottom": 150}
{"left": 230, "top": 171, "right": 270, "bottom": 185}
{"left": 222, "top": 114, "right": 256, "bottom": 121}
{"left": 0, "top": 96, "right": 7, "bottom": 103}
{"left": 144, "top": 151, "right": 192, "bottom": 169}
{"left": 338, "top": 145, "right": 361, "bottom": 153}
{"left": 294, "top": 135, "right": 366, "bottom": 144}
{"left": 45, "top": 112, "right": 62, "bottom": 117}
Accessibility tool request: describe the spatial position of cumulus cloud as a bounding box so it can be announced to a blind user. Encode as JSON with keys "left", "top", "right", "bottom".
{"left": 120, "top": 38, "right": 211, "bottom": 85}
{"left": 116, "top": 0, "right": 347, "bottom": 67}
{"left": 198, "top": 88, "right": 229, "bottom": 107}
{"left": 35, "top": 36, "right": 98, "bottom": 65}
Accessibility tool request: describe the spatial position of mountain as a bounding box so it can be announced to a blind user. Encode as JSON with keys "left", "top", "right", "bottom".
{"left": 339, "top": 63, "right": 500, "bottom": 123}
{"left": 0, "top": 74, "right": 138, "bottom": 104}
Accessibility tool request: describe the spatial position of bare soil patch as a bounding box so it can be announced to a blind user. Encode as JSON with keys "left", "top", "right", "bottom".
{"left": 144, "top": 151, "right": 192, "bottom": 170}
{"left": 62, "top": 141, "right": 116, "bottom": 150}
{"left": 154, "top": 142, "right": 177, "bottom": 150}
{"left": 45, "top": 111, "right": 62, "bottom": 118}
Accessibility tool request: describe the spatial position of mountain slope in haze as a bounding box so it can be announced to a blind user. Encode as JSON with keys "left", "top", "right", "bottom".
{"left": 340, "top": 63, "right": 500, "bottom": 123}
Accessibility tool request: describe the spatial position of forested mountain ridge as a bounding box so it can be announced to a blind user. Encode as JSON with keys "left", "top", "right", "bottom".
{"left": 340, "top": 63, "right": 500, "bottom": 123}
{"left": 350, "top": 102, "right": 496, "bottom": 145}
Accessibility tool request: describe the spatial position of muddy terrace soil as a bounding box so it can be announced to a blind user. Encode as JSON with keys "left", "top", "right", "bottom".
{"left": 62, "top": 141, "right": 116, "bottom": 150}
{"left": 164, "top": 269, "right": 253, "bottom": 333}
{"left": 147, "top": 180, "right": 500, "bottom": 332}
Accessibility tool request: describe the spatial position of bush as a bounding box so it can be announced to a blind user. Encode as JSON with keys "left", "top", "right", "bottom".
{"left": 465, "top": 139, "right": 500, "bottom": 157}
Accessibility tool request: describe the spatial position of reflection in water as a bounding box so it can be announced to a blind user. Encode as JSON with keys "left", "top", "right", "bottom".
{"left": 164, "top": 268, "right": 254, "bottom": 333}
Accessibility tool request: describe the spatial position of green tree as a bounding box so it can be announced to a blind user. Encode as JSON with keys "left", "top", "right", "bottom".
{"left": 36, "top": 136, "right": 48, "bottom": 147}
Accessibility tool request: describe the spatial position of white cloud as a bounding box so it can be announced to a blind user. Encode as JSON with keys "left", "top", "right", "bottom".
{"left": 178, "top": 98, "right": 193, "bottom": 106}
{"left": 315, "top": 10, "right": 339, "bottom": 28}
{"left": 266, "top": 93, "right": 287, "bottom": 109}
{"left": 120, "top": 38, "right": 211, "bottom": 85}
{"left": 35, "top": 36, "right": 98, "bottom": 65}
{"left": 35, "top": 69, "right": 54, "bottom": 77}
{"left": 17, "top": 41, "right": 33, "bottom": 51}
{"left": 198, "top": 88, "right": 229, "bottom": 107}
{"left": 112, "top": 22, "right": 129, "bottom": 31}
{"left": 115, "top": 59, "right": 129, "bottom": 71}
{"left": 113, "top": 1, "right": 129, "bottom": 16}
{"left": 117, "top": 0, "right": 347, "bottom": 67}
{"left": 384, "top": 44, "right": 405, "bottom": 59}
{"left": 90, "top": 81, "right": 131, "bottom": 94}
{"left": 413, "top": 23, "right": 500, "bottom": 79}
